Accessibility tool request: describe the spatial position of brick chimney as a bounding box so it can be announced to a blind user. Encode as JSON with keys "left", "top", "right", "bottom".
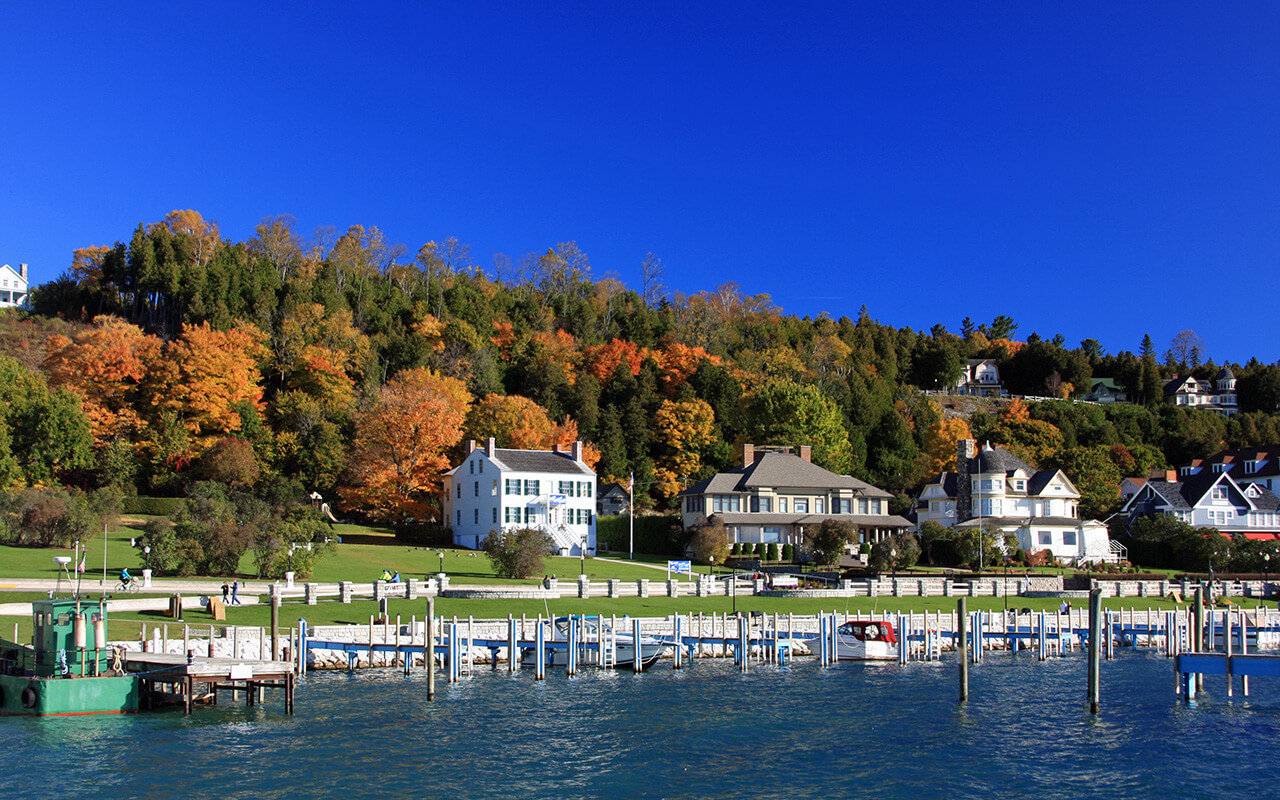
{"left": 572, "top": 441, "right": 584, "bottom": 462}
{"left": 956, "top": 439, "right": 976, "bottom": 522}
{"left": 19, "top": 263, "right": 28, "bottom": 282}
{"left": 798, "top": 445, "right": 812, "bottom": 462}
{"left": 741, "top": 443, "right": 754, "bottom": 467}
{"left": 485, "top": 437, "right": 495, "bottom": 458}
{"left": 552, "top": 444, "right": 563, "bottom": 454}
{"left": 466, "top": 439, "right": 477, "bottom": 455}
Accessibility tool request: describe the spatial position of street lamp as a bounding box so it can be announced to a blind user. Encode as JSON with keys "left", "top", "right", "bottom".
{"left": 1265, "top": 553, "right": 1271, "bottom": 590}
{"left": 890, "top": 547, "right": 897, "bottom": 581}
{"left": 438, "top": 550, "right": 445, "bottom": 576}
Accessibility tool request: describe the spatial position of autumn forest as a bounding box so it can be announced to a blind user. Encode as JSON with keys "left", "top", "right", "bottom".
{"left": 6, "top": 210, "right": 1280, "bottom": 555}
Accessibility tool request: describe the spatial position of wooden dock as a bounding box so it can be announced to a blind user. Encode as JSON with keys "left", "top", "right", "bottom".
{"left": 124, "top": 652, "right": 295, "bottom": 714}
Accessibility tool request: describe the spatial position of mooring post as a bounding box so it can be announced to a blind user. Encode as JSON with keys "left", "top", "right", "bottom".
{"left": 426, "top": 596, "right": 436, "bottom": 699}
{"left": 535, "top": 616, "right": 546, "bottom": 680}
{"left": 958, "top": 598, "right": 969, "bottom": 702}
{"left": 1088, "top": 588, "right": 1101, "bottom": 714}
{"left": 1193, "top": 587, "right": 1205, "bottom": 693}
{"left": 508, "top": 616, "right": 518, "bottom": 673}
{"left": 633, "top": 617, "right": 644, "bottom": 674}
{"left": 271, "top": 594, "right": 281, "bottom": 661}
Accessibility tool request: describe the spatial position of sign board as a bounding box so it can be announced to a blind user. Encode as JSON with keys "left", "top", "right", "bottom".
{"left": 230, "top": 664, "right": 254, "bottom": 680}
{"left": 772, "top": 575, "right": 799, "bottom": 588}
{"left": 667, "top": 560, "right": 692, "bottom": 575}
{"left": 549, "top": 494, "right": 567, "bottom": 506}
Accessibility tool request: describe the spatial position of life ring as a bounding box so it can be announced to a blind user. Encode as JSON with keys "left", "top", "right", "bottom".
{"left": 21, "top": 686, "right": 38, "bottom": 709}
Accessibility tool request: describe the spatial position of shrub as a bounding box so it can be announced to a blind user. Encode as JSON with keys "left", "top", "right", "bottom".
{"left": 805, "top": 519, "right": 856, "bottom": 566}
{"left": 482, "top": 527, "right": 554, "bottom": 579}
{"left": 781, "top": 543, "right": 794, "bottom": 562}
{"left": 731, "top": 542, "right": 741, "bottom": 556}
{"left": 765, "top": 542, "right": 780, "bottom": 562}
{"left": 687, "top": 519, "right": 730, "bottom": 566}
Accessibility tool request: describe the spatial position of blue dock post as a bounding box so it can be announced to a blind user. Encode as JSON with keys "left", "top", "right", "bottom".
{"left": 566, "top": 616, "right": 577, "bottom": 676}
{"left": 535, "top": 616, "right": 546, "bottom": 680}
{"left": 958, "top": 597, "right": 969, "bottom": 702}
{"left": 672, "top": 615, "right": 682, "bottom": 670}
{"left": 426, "top": 597, "right": 435, "bottom": 700}
{"left": 1088, "top": 588, "right": 1102, "bottom": 714}
{"left": 508, "top": 616, "right": 518, "bottom": 673}
{"left": 633, "top": 617, "right": 643, "bottom": 674}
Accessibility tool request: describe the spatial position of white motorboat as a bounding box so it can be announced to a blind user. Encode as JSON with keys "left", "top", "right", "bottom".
{"left": 521, "top": 616, "right": 666, "bottom": 671}
{"left": 811, "top": 619, "right": 899, "bottom": 661}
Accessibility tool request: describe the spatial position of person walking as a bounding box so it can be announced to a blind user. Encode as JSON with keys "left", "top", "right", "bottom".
{"left": 231, "top": 580, "right": 241, "bottom": 605}
{"left": 221, "top": 582, "right": 230, "bottom": 604}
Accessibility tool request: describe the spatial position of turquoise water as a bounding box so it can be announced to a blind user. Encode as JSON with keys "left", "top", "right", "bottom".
{"left": 4, "top": 651, "right": 1279, "bottom": 799}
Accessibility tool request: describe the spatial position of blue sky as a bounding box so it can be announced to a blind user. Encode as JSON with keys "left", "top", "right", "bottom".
{"left": 3, "top": 2, "right": 1279, "bottom": 364}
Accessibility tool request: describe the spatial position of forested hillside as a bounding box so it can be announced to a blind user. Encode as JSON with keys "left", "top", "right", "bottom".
{"left": 7, "top": 210, "right": 1280, "bottom": 526}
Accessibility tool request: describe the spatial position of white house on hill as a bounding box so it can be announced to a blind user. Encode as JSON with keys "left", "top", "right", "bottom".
{"left": 0, "top": 263, "right": 29, "bottom": 308}
{"left": 915, "top": 439, "right": 1114, "bottom": 564}
{"left": 443, "top": 438, "right": 597, "bottom": 555}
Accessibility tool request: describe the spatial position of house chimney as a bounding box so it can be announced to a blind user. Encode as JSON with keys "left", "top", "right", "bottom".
{"left": 552, "top": 444, "right": 563, "bottom": 454}
{"left": 1166, "top": 470, "right": 1177, "bottom": 482}
{"left": 572, "top": 441, "right": 584, "bottom": 462}
{"left": 19, "top": 263, "right": 28, "bottom": 282}
{"left": 956, "top": 439, "right": 976, "bottom": 521}
{"left": 466, "top": 439, "right": 477, "bottom": 454}
{"left": 741, "top": 443, "right": 754, "bottom": 467}
{"left": 799, "top": 445, "right": 812, "bottom": 463}
{"left": 485, "top": 437, "right": 495, "bottom": 458}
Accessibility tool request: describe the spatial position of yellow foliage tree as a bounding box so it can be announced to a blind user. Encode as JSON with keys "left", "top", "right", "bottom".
{"left": 921, "top": 414, "right": 974, "bottom": 475}
{"left": 652, "top": 398, "right": 715, "bottom": 501}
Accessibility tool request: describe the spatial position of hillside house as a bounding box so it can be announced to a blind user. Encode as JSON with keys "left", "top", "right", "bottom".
{"left": 443, "top": 439, "right": 597, "bottom": 555}
{"left": 678, "top": 444, "right": 911, "bottom": 548}
{"left": 915, "top": 439, "right": 1113, "bottom": 564}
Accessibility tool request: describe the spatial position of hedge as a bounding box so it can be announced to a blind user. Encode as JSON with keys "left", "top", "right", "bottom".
{"left": 596, "top": 514, "right": 683, "bottom": 556}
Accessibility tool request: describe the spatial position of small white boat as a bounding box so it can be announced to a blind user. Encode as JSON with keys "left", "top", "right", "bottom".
{"left": 815, "top": 620, "right": 899, "bottom": 661}
{"left": 521, "top": 616, "right": 666, "bottom": 671}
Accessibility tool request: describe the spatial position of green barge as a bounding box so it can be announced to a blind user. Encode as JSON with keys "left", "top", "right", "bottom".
{"left": 0, "top": 598, "right": 140, "bottom": 716}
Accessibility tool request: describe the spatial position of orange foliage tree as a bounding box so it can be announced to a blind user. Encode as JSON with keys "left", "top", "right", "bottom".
{"left": 42, "top": 316, "right": 162, "bottom": 443}
{"left": 342, "top": 368, "right": 472, "bottom": 521}
{"left": 921, "top": 414, "right": 974, "bottom": 475}
{"left": 581, "top": 338, "right": 648, "bottom": 383}
{"left": 147, "top": 322, "right": 268, "bottom": 445}
{"left": 654, "top": 343, "right": 719, "bottom": 393}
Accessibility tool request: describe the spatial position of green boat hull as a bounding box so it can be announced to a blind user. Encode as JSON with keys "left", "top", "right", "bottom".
{"left": 0, "top": 673, "right": 140, "bottom": 716}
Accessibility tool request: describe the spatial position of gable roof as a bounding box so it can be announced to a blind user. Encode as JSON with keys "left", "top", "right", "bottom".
{"left": 489, "top": 448, "right": 594, "bottom": 475}
{"left": 447, "top": 447, "right": 594, "bottom": 477}
{"left": 680, "top": 452, "right": 892, "bottom": 498}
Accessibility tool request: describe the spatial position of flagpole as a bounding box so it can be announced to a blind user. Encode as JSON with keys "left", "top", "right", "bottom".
{"left": 628, "top": 472, "right": 634, "bottom": 561}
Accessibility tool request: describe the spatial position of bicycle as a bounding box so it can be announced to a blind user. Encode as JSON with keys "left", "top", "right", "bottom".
{"left": 115, "top": 578, "right": 140, "bottom": 594}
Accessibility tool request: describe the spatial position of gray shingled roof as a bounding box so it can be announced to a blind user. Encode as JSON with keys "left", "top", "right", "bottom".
{"left": 975, "top": 445, "right": 1033, "bottom": 476}
{"left": 679, "top": 452, "right": 893, "bottom": 498}
{"left": 488, "top": 449, "right": 594, "bottom": 476}
{"left": 711, "top": 512, "right": 912, "bottom": 528}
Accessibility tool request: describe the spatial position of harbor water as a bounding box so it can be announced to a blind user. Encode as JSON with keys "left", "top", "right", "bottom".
{"left": 4, "top": 650, "right": 1279, "bottom": 799}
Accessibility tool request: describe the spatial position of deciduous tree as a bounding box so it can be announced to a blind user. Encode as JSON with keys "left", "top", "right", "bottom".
{"left": 342, "top": 368, "right": 471, "bottom": 520}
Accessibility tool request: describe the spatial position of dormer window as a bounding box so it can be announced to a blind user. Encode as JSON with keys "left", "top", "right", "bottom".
{"left": 1211, "top": 486, "right": 1227, "bottom": 501}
